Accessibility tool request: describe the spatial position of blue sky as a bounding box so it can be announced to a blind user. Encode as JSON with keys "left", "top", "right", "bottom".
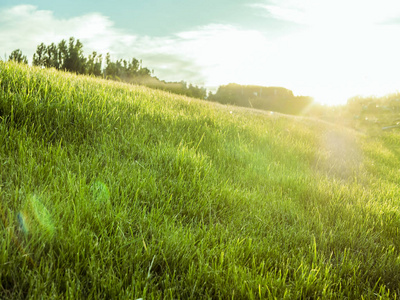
{"left": 1, "top": 0, "right": 400, "bottom": 104}
{"left": 1, "top": 0, "right": 291, "bottom": 36}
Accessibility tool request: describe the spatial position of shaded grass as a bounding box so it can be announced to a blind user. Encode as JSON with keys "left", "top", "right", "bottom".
{"left": 1, "top": 61, "right": 400, "bottom": 299}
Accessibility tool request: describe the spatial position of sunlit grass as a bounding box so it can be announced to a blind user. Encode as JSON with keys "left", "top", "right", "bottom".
{"left": 1, "top": 61, "right": 400, "bottom": 298}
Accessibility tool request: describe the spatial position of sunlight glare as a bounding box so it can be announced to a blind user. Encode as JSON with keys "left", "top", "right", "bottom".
{"left": 249, "top": 0, "right": 400, "bottom": 105}
{"left": 18, "top": 194, "right": 55, "bottom": 238}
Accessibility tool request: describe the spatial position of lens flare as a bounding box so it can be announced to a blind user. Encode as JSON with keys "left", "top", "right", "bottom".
{"left": 19, "top": 194, "right": 55, "bottom": 238}
{"left": 90, "top": 181, "right": 110, "bottom": 204}
{"left": 314, "top": 130, "right": 362, "bottom": 180}
{"left": 17, "top": 211, "right": 29, "bottom": 235}
{"left": 30, "top": 195, "right": 55, "bottom": 237}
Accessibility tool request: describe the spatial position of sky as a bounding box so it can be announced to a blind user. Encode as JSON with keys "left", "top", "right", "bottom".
{"left": 1, "top": 0, "right": 400, "bottom": 105}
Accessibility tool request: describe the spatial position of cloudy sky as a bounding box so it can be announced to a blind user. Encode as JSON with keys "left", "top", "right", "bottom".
{"left": 1, "top": 0, "right": 400, "bottom": 105}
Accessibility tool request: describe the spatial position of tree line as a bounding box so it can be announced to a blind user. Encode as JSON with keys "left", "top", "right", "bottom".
{"left": 8, "top": 37, "right": 315, "bottom": 115}
{"left": 8, "top": 37, "right": 207, "bottom": 100}
{"left": 209, "top": 83, "right": 313, "bottom": 115}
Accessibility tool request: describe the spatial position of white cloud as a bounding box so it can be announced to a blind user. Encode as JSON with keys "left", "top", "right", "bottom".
{"left": 0, "top": 5, "right": 201, "bottom": 83}
{"left": 250, "top": 2, "right": 308, "bottom": 24}
{"left": 0, "top": 5, "right": 128, "bottom": 57}
{"left": 252, "top": 0, "right": 400, "bottom": 26}
{"left": 153, "top": 24, "right": 274, "bottom": 86}
{"left": 0, "top": 6, "right": 275, "bottom": 89}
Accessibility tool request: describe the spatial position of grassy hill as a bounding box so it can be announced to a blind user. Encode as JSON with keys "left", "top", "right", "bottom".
{"left": 1, "top": 61, "right": 400, "bottom": 299}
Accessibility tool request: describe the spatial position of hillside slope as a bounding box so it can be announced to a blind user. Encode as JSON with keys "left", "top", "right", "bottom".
{"left": 1, "top": 61, "right": 400, "bottom": 299}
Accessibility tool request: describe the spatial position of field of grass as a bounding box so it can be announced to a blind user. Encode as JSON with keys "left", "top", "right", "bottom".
{"left": 1, "top": 61, "right": 400, "bottom": 299}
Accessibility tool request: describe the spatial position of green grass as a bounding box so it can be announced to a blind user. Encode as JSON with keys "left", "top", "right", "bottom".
{"left": 1, "top": 61, "right": 400, "bottom": 299}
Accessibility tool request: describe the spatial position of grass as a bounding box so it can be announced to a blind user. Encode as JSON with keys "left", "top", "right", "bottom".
{"left": 1, "top": 61, "right": 400, "bottom": 299}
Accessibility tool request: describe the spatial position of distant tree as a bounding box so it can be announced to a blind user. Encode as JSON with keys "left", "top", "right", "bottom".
{"left": 86, "top": 51, "right": 102, "bottom": 76}
{"left": 32, "top": 43, "right": 47, "bottom": 67}
{"left": 28, "top": 37, "right": 208, "bottom": 100}
{"left": 9, "top": 49, "right": 28, "bottom": 64}
{"left": 45, "top": 43, "right": 59, "bottom": 69}
{"left": 63, "top": 37, "right": 86, "bottom": 74}
{"left": 138, "top": 67, "right": 151, "bottom": 77}
{"left": 104, "top": 53, "right": 118, "bottom": 79}
{"left": 129, "top": 58, "right": 140, "bottom": 74}
{"left": 57, "top": 39, "right": 68, "bottom": 70}
{"left": 32, "top": 43, "right": 60, "bottom": 69}
{"left": 211, "top": 84, "right": 313, "bottom": 115}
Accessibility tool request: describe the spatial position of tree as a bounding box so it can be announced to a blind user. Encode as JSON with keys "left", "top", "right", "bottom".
{"left": 28, "top": 37, "right": 209, "bottom": 101}
{"left": 129, "top": 58, "right": 140, "bottom": 74}
{"left": 210, "top": 84, "right": 313, "bottom": 115}
{"left": 138, "top": 67, "right": 151, "bottom": 77}
{"left": 86, "top": 51, "right": 102, "bottom": 76}
{"left": 58, "top": 39, "right": 68, "bottom": 70}
{"left": 32, "top": 43, "right": 46, "bottom": 67}
{"left": 45, "top": 43, "right": 59, "bottom": 69}
{"left": 63, "top": 37, "right": 86, "bottom": 74}
{"left": 9, "top": 49, "right": 28, "bottom": 64}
